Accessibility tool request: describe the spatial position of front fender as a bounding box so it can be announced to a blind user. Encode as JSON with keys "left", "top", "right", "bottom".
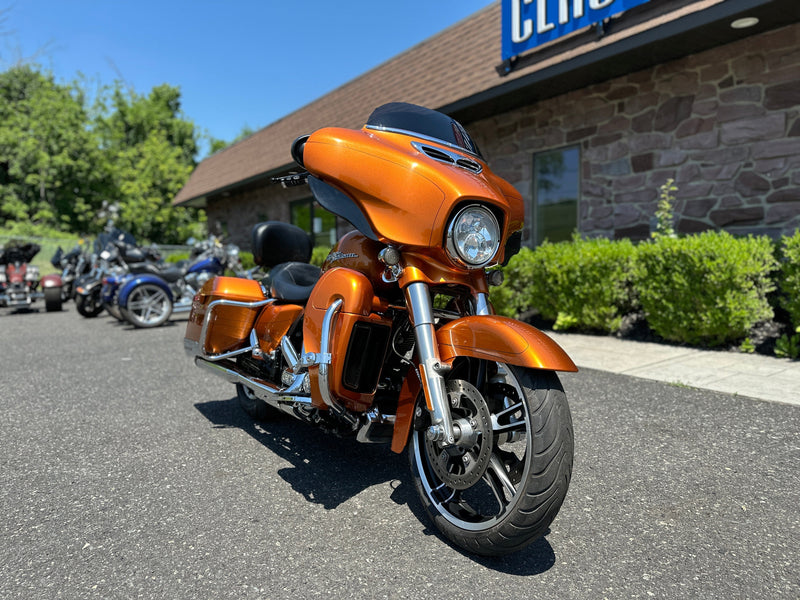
{"left": 390, "top": 316, "right": 577, "bottom": 455}
{"left": 76, "top": 279, "right": 102, "bottom": 296}
{"left": 436, "top": 315, "right": 578, "bottom": 372}
{"left": 117, "top": 274, "right": 173, "bottom": 307}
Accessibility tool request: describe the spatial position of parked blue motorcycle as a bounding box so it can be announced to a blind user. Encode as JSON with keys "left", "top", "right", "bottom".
{"left": 74, "top": 228, "right": 162, "bottom": 318}
{"left": 115, "top": 237, "right": 242, "bottom": 328}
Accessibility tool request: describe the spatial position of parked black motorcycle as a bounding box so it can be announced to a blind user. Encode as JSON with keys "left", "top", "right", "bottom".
{"left": 74, "top": 229, "right": 161, "bottom": 318}
{"left": 51, "top": 244, "right": 91, "bottom": 302}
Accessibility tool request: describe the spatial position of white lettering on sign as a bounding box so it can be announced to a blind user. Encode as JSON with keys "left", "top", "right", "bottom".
{"left": 537, "top": 0, "right": 555, "bottom": 34}
{"left": 503, "top": 0, "right": 651, "bottom": 60}
{"left": 511, "top": 0, "right": 533, "bottom": 43}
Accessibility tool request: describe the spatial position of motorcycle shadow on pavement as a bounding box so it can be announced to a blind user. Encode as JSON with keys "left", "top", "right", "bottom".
{"left": 194, "top": 397, "right": 557, "bottom": 575}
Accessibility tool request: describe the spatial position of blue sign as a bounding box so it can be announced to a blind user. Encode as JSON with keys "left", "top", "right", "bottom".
{"left": 502, "top": 0, "right": 653, "bottom": 61}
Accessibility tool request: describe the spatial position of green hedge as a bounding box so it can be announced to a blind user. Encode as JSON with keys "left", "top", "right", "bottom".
{"left": 493, "top": 230, "right": 784, "bottom": 349}
{"left": 779, "top": 230, "right": 800, "bottom": 327}
{"left": 490, "top": 235, "right": 638, "bottom": 333}
{"left": 633, "top": 232, "right": 776, "bottom": 346}
{"left": 311, "top": 246, "right": 332, "bottom": 268}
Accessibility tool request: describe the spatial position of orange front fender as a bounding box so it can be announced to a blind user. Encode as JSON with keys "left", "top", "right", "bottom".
{"left": 436, "top": 315, "right": 578, "bottom": 372}
{"left": 390, "top": 316, "right": 576, "bottom": 454}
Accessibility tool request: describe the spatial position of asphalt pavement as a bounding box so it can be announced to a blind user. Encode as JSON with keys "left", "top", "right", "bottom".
{"left": 1, "top": 306, "right": 798, "bottom": 599}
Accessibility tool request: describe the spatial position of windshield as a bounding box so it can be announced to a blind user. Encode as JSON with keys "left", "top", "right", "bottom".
{"left": 365, "top": 102, "right": 483, "bottom": 159}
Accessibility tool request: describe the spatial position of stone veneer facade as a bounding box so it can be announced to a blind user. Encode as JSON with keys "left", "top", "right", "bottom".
{"left": 208, "top": 22, "right": 800, "bottom": 249}
{"left": 468, "top": 21, "right": 800, "bottom": 242}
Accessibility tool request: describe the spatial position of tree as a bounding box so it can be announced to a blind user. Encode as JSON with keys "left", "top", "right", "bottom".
{"left": 207, "top": 124, "right": 256, "bottom": 155}
{"left": 0, "top": 65, "right": 109, "bottom": 233}
{"left": 94, "top": 82, "right": 205, "bottom": 243}
{"left": 1, "top": 65, "right": 205, "bottom": 243}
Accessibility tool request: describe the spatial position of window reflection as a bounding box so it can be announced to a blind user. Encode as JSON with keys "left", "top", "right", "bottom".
{"left": 533, "top": 146, "right": 579, "bottom": 245}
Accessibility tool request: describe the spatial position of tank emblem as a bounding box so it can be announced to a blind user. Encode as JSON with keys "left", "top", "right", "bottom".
{"left": 325, "top": 252, "right": 359, "bottom": 264}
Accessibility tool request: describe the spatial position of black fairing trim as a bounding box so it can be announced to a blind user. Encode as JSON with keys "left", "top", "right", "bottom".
{"left": 366, "top": 102, "right": 483, "bottom": 159}
{"left": 308, "top": 176, "right": 378, "bottom": 241}
{"left": 251, "top": 221, "right": 313, "bottom": 268}
{"left": 291, "top": 135, "right": 309, "bottom": 167}
{"left": 502, "top": 230, "right": 523, "bottom": 266}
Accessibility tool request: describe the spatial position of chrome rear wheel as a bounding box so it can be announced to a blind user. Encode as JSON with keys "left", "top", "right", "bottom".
{"left": 125, "top": 283, "right": 172, "bottom": 328}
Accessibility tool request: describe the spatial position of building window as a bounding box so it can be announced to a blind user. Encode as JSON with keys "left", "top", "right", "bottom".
{"left": 532, "top": 146, "right": 580, "bottom": 245}
{"left": 290, "top": 198, "right": 338, "bottom": 247}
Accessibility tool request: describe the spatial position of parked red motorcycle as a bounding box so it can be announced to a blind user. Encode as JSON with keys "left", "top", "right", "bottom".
{"left": 184, "top": 103, "right": 576, "bottom": 556}
{"left": 0, "top": 242, "right": 62, "bottom": 312}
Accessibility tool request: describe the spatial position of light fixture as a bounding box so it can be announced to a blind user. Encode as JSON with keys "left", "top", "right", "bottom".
{"left": 731, "top": 17, "right": 759, "bottom": 29}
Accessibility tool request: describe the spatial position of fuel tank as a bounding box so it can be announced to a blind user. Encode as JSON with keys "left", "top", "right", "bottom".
{"left": 321, "top": 231, "right": 393, "bottom": 293}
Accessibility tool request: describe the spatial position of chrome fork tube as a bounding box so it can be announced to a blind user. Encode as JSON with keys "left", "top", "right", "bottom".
{"left": 473, "top": 292, "right": 492, "bottom": 316}
{"left": 405, "top": 282, "right": 457, "bottom": 445}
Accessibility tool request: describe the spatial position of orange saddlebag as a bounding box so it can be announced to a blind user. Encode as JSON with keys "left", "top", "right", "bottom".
{"left": 185, "top": 277, "right": 265, "bottom": 356}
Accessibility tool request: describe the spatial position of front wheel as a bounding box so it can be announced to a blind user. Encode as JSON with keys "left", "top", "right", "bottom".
{"left": 75, "top": 291, "right": 103, "bottom": 317}
{"left": 409, "top": 365, "right": 573, "bottom": 556}
{"left": 124, "top": 283, "right": 172, "bottom": 328}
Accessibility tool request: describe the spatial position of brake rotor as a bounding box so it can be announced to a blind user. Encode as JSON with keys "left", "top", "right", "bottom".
{"left": 425, "top": 379, "right": 493, "bottom": 490}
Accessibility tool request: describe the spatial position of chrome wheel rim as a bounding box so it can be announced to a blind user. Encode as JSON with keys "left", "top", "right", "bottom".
{"left": 127, "top": 284, "right": 170, "bottom": 325}
{"left": 413, "top": 364, "right": 532, "bottom": 531}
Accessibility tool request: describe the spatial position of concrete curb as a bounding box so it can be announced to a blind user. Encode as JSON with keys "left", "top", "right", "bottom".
{"left": 546, "top": 331, "right": 800, "bottom": 407}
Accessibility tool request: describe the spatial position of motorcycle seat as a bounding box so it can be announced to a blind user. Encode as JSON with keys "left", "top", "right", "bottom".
{"left": 159, "top": 266, "right": 186, "bottom": 283}
{"left": 268, "top": 262, "right": 321, "bottom": 303}
{"left": 129, "top": 263, "right": 164, "bottom": 276}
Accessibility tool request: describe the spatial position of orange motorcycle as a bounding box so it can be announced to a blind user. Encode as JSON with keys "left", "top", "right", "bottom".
{"left": 184, "top": 102, "right": 577, "bottom": 556}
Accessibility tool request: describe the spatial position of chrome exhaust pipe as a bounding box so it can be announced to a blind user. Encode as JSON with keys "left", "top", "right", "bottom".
{"left": 194, "top": 357, "right": 313, "bottom": 418}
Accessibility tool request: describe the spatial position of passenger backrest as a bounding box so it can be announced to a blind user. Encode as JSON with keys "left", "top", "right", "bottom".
{"left": 251, "top": 221, "right": 313, "bottom": 268}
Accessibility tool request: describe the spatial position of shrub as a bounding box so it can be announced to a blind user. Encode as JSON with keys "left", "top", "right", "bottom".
{"left": 239, "top": 251, "right": 255, "bottom": 270}
{"left": 779, "top": 229, "right": 800, "bottom": 327}
{"left": 489, "top": 247, "right": 535, "bottom": 318}
{"left": 491, "top": 235, "right": 638, "bottom": 332}
{"left": 311, "top": 246, "right": 331, "bottom": 268}
{"left": 633, "top": 231, "right": 777, "bottom": 346}
{"left": 165, "top": 252, "right": 189, "bottom": 264}
{"left": 652, "top": 178, "right": 677, "bottom": 239}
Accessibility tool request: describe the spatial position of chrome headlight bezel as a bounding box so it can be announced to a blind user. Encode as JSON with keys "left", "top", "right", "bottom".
{"left": 445, "top": 204, "right": 501, "bottom": 269}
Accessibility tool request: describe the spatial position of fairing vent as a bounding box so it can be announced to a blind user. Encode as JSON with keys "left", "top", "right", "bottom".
{"left": 412, "top": 141, "right": 483, "bottom": 174}
{"left": 455, "top": 158, "right": 482, "bottom": 173}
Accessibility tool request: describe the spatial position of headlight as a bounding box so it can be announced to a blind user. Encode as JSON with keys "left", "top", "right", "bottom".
{"left": 445, "top": 205, "right": 501, "bottom": 268}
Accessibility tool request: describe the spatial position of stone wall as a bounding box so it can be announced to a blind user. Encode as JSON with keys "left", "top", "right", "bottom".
{"left": 206, "top": 180, "right": 312, "bottom": 250}
{"left": 469, "top": 22, "right": 800, "bottom": 242}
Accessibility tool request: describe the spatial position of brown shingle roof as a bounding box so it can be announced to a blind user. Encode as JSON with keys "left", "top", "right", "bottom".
{"left": 173, "top": 0, "right": 739, "bottom": 206}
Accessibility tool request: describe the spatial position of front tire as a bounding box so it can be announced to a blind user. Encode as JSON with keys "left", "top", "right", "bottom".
{"left": 75, "top": 291, "right": 104, "bottom": 317}
{"left": 409, "top": 365, "right": 573, "bottom": 556}
{"left": 124, "top": 283, "right": 172, "bottom": 328}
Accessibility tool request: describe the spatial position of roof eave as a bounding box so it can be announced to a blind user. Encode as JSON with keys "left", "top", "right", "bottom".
{"left": 173, "top": 163, "right": 295, "bottom": 207}
{"left": 442, "top": 0, "right": 793, "bottom": 123}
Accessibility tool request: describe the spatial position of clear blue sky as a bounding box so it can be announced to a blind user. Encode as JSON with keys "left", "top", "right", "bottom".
{"left": 2, "top": 1, "right": 495, "bottom": 157}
